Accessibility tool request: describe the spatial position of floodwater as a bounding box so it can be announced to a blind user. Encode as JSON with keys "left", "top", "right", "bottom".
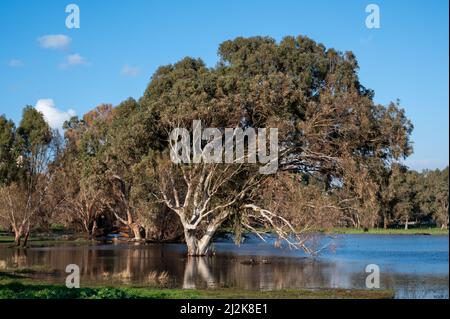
{"left": 0, "top": 234, "right": 448, "bottom": 299}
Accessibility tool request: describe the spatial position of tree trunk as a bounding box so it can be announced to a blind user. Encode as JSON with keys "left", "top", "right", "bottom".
{"left": 130, "top": 223, "right": 143, "bottom": 240}
{"left": 184, "top": 230, "right": 211, "bottom": 256}
{"left": 354, "top": 213, "right": 361, "bottom": 229}
{"left": 22, "top": 221, "right": 31, "bottom": 247}
{"left": 14, "top": 231, "right": 22, "bottom": 247}
{"left": 90, "top": 220, "right": 98, "bottom": 240}
{"left": 83, "top": 220, "right": 90, "bottom": 237}
{"left": 404, "top": 217, "right": 409, "bottom": 230}
{"left": 13, "top": 224, "right": 24, "bottom": 246}
{"left": 22, "top": 231, "right": 30, "bottom": 247}
{"left": 182, "top": 210, "right": 229, "bottom": 256}
{"left": 441, "top": 216, "right": 448, "bottom": 230}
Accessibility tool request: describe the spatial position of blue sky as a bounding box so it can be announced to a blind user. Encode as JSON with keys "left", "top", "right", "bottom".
{"left": 0, "top": 0, "right": 448, "bottom": 170}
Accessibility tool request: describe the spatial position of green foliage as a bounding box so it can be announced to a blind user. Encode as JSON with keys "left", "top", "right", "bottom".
{"left": 16, "top": 106, "right": 52, "bottom": 154}
{"left": 0, "top": 281, "right": 129, "bottom": 299}
{"left": 379, "top": 165, "right": 449, "bottom": 229}
{"left": 0, "top": 115, "right": 17, "bottom": 185}
{"left": 419, "top": 167, "right": 449, "bottom": 228}
{"left": 0, "top": 280, "right": 394, "bottom": 299}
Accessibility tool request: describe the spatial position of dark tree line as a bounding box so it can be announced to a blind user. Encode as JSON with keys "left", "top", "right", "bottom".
{"left": 0, "top": 35, "right": 447, "bottom": 253}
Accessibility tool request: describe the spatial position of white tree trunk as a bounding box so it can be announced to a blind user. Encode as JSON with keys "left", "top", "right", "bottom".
{"left": 183, "top": 257, "right": 216, "bottom": 288}
{"left": 184, "top": 230, "right": 212, "bottom": 256}
{"left": 14, "top": 230, "right": 22, "bottom": 246}
{"left": 131, "top": 223, "right": 143, "bottom": 240}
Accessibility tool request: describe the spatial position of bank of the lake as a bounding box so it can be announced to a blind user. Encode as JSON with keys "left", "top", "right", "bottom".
{"left": 0, "top": 234, "right": 94, "bottom": 247}
{"left": 0, "top": 226, "right": 448, "bottom": 248}
{"left": 321, "top": 227, "right": 449, "bottom": 235}
{"left": 0, "top": 277, "right": 394, "bottom": 299}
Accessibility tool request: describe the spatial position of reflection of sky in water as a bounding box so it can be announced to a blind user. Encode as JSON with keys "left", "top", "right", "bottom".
{"left": 215, "top": 234, "right": 449, "bottom": 274}
{"left": 0, "top": 234, "right": 448, "bottom": 299}
{"left": 214, "top": 234, "right": 449, "bottom": 298}
{"left": 322, "top": 235, "right": 449, "bottom": 274}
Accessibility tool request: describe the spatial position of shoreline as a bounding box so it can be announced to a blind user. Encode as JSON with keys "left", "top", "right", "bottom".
{"left": 0, "top": 227, "right": 448, "bottom": 248}
{"left": 0, "top": 276, "right": 395, "bottom": 299}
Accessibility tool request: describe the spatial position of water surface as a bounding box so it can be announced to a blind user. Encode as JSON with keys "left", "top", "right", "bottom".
{"left": 0, "top": 234, "right": 448, "bottom": 299}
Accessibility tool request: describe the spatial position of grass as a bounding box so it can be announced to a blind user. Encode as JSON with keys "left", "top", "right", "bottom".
{"left": 323, "top": 227, "right": 449, "bottom": 235}
{"left": 0, "top": 277, "right": 394, "bottom": 299}
{"left": 0, "top": 265, "right": 62, "bottom": 277}
{"left": 0, "top": 233, "right": 93, "bottom": 247}
{"left": 218, "top": 226, "right": 449, "bottom": 237}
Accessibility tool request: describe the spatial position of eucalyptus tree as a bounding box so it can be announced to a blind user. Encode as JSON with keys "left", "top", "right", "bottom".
{"left": 0, "top": 107, "right": 54, "bottom": 246}
{"left": 420, "top": 167, "right": 449, "bottom": 229}
{"left": 387, "top": 165, "right": 421, "bottom": 229}
{"left": 0, "top": 115, "right": 18, "bottom": 234}
{"left": 56, "top": 105, "right": 113, "bottom": 237}
{"left": 0, "top": 115, "right": 18, "bottom": 185}
{"left": 138, "top": 35, "right": 413, "bottom": 256}
{"left": 100, "top": 97, "right": 163, "bottom": 240}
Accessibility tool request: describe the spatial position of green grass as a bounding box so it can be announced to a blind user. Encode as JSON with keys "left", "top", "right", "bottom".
{"left": 0, "top": 235, "right": 15, "bottom": 243}
{"left": 218, "top": 226, "right": 449, "bottom": 237}
{"left": 0, "top": 277, "right": 394, "bottom": 299}
{"left": 324, "top": 227, "right": 449, "bottom": 235}
{"left": 0, "top": 234, "right": 93, "bottom": 247}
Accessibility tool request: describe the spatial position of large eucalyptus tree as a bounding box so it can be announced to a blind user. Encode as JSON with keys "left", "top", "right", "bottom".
{"left": 137, "top": 35, "right": 413, "bottom": 256}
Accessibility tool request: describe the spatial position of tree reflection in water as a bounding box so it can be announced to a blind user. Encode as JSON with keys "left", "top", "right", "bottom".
{"left": 183, "top": 257, "right": 216, "bottom": 289}
{"left": 0, "top": 241, "right": 447, "bottom": 299}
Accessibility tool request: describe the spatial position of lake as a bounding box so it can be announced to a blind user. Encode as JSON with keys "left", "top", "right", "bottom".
{"left": 0, "top": 234, "right": 448, "bottom": 299}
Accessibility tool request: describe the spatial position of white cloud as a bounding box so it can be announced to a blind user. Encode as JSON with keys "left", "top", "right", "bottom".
{"left": 59, "top": 53, "right": 88, "bottom": 69}
{"left": 34, "top": 99, "right": 76, "bottom": 131}
{"left": 37, "top": 34, "right": 71, "bottom": 49}
{"left": 121, "top": 64, "right": 140, "bottom": 77}
{"left": 8, "top": 59, "right": 23, "bottom": 67}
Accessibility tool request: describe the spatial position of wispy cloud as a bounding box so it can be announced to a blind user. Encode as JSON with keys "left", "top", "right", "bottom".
{"left": 121, "top": 64, "right": 140, "bottom": 77}
{"left": 59, "top": 53, "right": 88, "bottom": 69}
{"left": 37, "top": 34, "right": 71, "bottom": 50}
{"left": 34, "top": 99, "right": 76, "bottom": 131}
{"left": 7, "top": 59, "right": 23, "bottom": 67}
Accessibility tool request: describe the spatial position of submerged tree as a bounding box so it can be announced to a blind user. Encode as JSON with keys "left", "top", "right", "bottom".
{"left": 138, "top": 36, "right": 413, "bottom": 256}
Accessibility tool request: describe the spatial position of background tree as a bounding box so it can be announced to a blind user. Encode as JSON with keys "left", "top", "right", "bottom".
{"left": 0, "top": 115, "right": 18, "bottom": 185}
{"left": 100, "top": 98, "right": 163, "bottom": 240}
{"left": 420, "top": 167, "right": 449, "bottom": 229}
{"left": 388, "top": 166, "right": 421, "bottom": 229}
{"left": 0, "top": 107, "right": 54, "bottom": 246}
{"left": 56, "top": 105, "right": 113, "bottom": 237}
